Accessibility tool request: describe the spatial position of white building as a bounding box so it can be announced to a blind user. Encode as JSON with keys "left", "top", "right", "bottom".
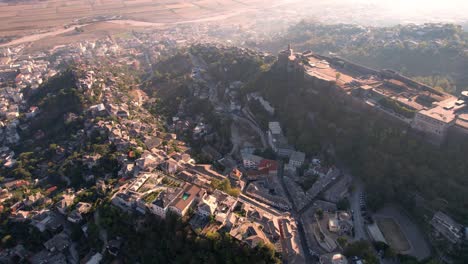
{"left": 412, "top": 95, "right": 468, "bottom": 141}
{"left": 267, "top": 121, "right": 294, "bottom": 157}
{"left": 289, "top": 151, "right": 305, "bottom": 168}
{"left": 319, "top": 253, "right": 348, "bottom": 264}
{"left": 241, "top": 153, "right": 263, "bottom": 169}
{"left": 268, "top": 122, "right": 282, "bottom": 135}
{"left": 149, "top": 187, "right": 183, "bottom": 218}
{"left": 197, "top": 194, "right": 218, "bottom": 218}
{"left": 328, "top": 217, "right": 340, "bottom": 233}
{"left": 412, "top": 107, "right": 455, "bottom": 140}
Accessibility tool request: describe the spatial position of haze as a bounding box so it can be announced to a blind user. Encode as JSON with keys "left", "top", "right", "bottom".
{"left": 287, "top": 0, "right": 468, "bottom": 25}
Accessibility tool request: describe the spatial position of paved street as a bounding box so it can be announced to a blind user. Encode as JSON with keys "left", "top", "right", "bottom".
{"left": 349, "top": 179, "right": 368, "bottom": 241}
{"left": 276, "top": 160, "right": 315, "bottom": 264}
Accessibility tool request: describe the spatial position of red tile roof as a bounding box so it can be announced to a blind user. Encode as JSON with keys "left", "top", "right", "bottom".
{"left": 258, "top": 159, "right": 278, "bottom": 172}
{"left": 46, "top": 186, "right": 58, "bottom": 194}
{"left": 231, "top": 168, "right": 242, "bottom": 179}
{"left": 246, "top": 169, "right": 269, "bottom": 177}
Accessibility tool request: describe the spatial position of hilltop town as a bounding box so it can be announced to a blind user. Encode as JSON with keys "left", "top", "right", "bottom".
{"left": 0, "top": 15, "right": 467, "bottom": 264}
{"left": 0, "top": 27, "right": 301, "bottom": 263}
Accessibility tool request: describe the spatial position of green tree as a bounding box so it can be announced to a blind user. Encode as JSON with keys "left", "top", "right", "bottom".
{"left": 337, "top": 236, "right": 348, "bottom": 248}
{"left": 344, "top": 240, "right": 379, "bottom": 264}
{"left": 452, "top": 241, "right": 468, "bottom": 264}
{"left": 316, "top": 209, "right": 324, "bottom": 220}
{"left": 1, "top": 235, "right": 15, "bottom": 248}
{"left": 337, "top": 198, "right": 350, "bottom": 211}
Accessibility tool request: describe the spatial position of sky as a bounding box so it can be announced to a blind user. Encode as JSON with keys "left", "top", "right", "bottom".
{"left": 290, "top": 0, "right": 468, "bottom": 26}
{"left": 329, "top": 0, "right": 468, "bottom": 16}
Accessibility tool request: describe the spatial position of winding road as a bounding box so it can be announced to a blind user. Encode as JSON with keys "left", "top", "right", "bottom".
{"left": 0, "top": 24, "right": 89, "bottom": 47}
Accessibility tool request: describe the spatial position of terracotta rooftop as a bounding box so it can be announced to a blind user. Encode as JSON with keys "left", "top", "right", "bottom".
{"left": 171, "top": 184, "right": 204, "bottom": 212}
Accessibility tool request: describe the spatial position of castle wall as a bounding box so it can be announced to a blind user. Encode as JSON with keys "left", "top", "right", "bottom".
{"left": 301, "top": 69, "right": 411, "bottom": 129}
{"left": 312, "top": 53, "right": 447, "bottom": 98}
{"left": 379, "top": 70, "right": 445, "bottom": 96}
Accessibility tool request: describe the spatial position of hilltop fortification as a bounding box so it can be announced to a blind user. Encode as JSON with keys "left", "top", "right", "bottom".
{"left": 277, "top": 45, "right": 468, "bottom": 143}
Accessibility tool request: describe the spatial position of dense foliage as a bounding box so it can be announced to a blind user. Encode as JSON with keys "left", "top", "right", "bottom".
{"left": 95, "top": 204, "right": 280, "bottom": 263}
{"left": 378, "top": 97, "right": 416, "bottom": 118}
{"left": 343, "top": 240, "right": 379, "bottom": 264}
{"left": 23, "top": 69, "right": 85, "bottom": 147}
{"left": 210, "top": 178, "right": 240, "bottom": 197}
{"left": 190, "top": 44, "right": 269, "bottom": 83}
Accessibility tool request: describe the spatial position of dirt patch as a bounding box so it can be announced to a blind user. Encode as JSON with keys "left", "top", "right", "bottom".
{"left": 0, "top": 0, "right": 281, "bottom": 37}
{"left": 376, "top": 217, "right": 410, "bottom": 252}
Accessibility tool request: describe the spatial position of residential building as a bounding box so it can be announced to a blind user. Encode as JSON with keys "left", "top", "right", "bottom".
{"left": 197, "top": 194, "right": 217, "bottom": 218}
{"left": 268, "top": 122, "right": 282, "bottom": 146}
{"left": 230, "top": 220, "right": 270, "bottom": 248}
{"left": 169, "top": 184, "right": 205, "bottom": 216}
{"left": 320, "top": 253, "right": 348, "bottom": 264}
{"left": 56, "top": 192, "right": 75, "bottom": 215}
{"left": 112, "top": 192, "right": 138, "bottom": 211}
{"left": 144, "top": 136, "right": 162, "bottom": 150}
{"left": 149, "top": 187, "right": 183, "bottom": 218}
{"left": 162, "top": 159, "right": 179, "bottom": 174}
{"left": 83, "top": 253, "right": 103, "bottom": 264}
{"left": 229, "top": 168, "right": 243, "bottom": 180}
{"left": 289, "top": 151, "right": 305, "bottom": 168}
{"left": 328, "top": 216, "right": 340, "bottom": 233}
{"left": 267, "top": 122, "right": 294, "bottom": 157}
{"left": 242, "top": 153, "right": 263, "bottom": 169}
{"left": 136, "top": 152, "right": 164, "bottom": 171}
{"left": 67, "top": 210, "right": 83, "bottom": 224}
{"left": 278, "top": 218, "right": 302, "bottom": 260}
{"left": 43, "top": 232, "right": 70, "bottom": 252}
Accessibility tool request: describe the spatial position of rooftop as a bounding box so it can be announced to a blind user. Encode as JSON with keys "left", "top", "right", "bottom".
{"left": 268, "top": 122, "right": 282, "bottom": 135}
{"left": 419, "top": 98, "right": 465, "bottom": 123}
{"left": 170, "top": 184, "right": 204, "bottom": 212}
{"left": 290, "top": 151, "right": 305, "bottom": 163}
{"left": 242, "top": 153, "right": 263, "bottom": 163}
{"left": 320, "top": 253, "right": 348, "bottom": 264}
{"left": 152, "top": 187, "right": 183, "bottom": 209}
{"left": 258, "top": 159, "right": 278, "bottom": 171}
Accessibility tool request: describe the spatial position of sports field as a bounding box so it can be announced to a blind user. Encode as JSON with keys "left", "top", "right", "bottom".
{"left": 376, "top": 217, "right": 410, "bottom": 252}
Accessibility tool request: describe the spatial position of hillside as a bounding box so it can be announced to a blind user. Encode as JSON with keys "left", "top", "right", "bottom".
{"left": 142, "top": 45, "right": 272, "bottom": 157}
{"left": 20, "top": 69, "right": 86, "bottom": 149}
{"left": 0, "top": 62, "right": 282, "bottom": 263}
